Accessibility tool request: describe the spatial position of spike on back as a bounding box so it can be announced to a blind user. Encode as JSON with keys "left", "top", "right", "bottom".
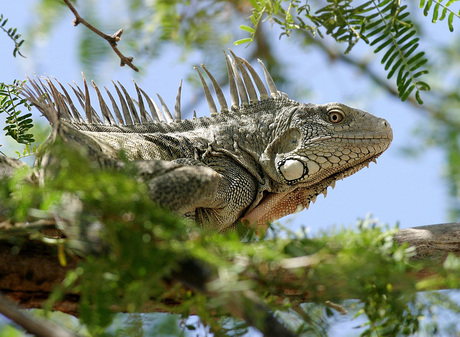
{"left": 257, "top": 59, "right": 279, "bottom": 98}
{"left": 92, "top": 80, "right": 116, "bottom": 124}
{"left": 136, "top": 85, "right": 162, "bottom": 123}
{"left": 239, "top": 58, "right": 269, "bottom": 100}
{"left": 201, "top": 64, "right": 228, "bottom": 113}
{"left": 228, "top": 55, "right": 249, "bottom": 106}
{"left": 223, "top": 51, "right": 239, "bottom": 110}
{"left": 174, "top": 80, "right": 182, "bottom": 121}
{"left": 157, "top": 94, "right": 174, "bottom": 123}
{"left": 46, "top": 79, "right": 72, "bottom": 120}
{"left": 132, "top": 80, "right": 153, "bottom": 124}
{"left": 117, "top": 81, "right": 141, "bottom": 124}
{"left": 228, "top": 49, "right": 258, "bottom": 104}
{"left": 194, "top": 65, "right": 218, "bottom": 116}
{"left": 54, "top": 79, "right": 85, "bottom": 122}
{"left": 111, "top": 80, "right": 133, "bottom": 125}
{"left": 104, "top": 86, "right": 124, "bottom": 124}
{"left": 22, "top": 52, "right": 285, "bottom": 129}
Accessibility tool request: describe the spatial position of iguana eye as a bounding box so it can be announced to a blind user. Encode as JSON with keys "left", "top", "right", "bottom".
{"left": 328, "top": 109, "right": 344, "bottom": 123}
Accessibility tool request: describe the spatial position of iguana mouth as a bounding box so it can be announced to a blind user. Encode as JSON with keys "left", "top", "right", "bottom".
{"left": 310, "top": 153, "right": 382, "bottom": 196}
{"left": 242, "top": 152, "right": 385, "bottom": 228}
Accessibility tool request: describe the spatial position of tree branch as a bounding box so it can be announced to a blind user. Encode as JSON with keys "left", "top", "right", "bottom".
{"left": 0, "top": 292, "right": 80, "bottom": 337}
{"left": 1, "top": 222, "right": 460, "bottom": 317}
{"left": 61, "top": 0, "right": 139, "bottom": 72}
{"left": 394, "top": 222, "right": 460, "bottom": 260}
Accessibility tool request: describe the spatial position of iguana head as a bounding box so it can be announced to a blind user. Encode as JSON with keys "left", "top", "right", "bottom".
{"left": 200, "top": 56, "right": 392, "bottom": 230}
{"left": 244, "top": 100, "right": 393, "bottom": 229}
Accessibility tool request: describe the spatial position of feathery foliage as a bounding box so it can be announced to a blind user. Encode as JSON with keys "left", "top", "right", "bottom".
{"left": 238, "top": 0, "right": 454, "bottom": 104}
{"left": 419, "top": 0, "right": 460, "bottom": 31}
{"left": 0, "top": 80, "right": 34, "bottom": 146}
{"left": 24, "top": 0, "right": 459, "bottom": 105}
{"left": 2, "top": 145, "right": 460, "bottom": 336}
{"left": 0, "top": 14, "right": 25, "bottom": 58}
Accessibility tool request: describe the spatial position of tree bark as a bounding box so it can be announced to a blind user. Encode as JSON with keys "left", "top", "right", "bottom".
{"left": 0, "top": 238, "right": 80, "bottom": 314}
{"left": 1, "top": 223, "right": 460, "bottom": 315}
{"left": 394, "top": 222, "right": 460, "bottom": 261}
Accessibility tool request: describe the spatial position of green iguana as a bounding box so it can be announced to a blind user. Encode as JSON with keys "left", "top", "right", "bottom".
{"left": 8, "top": 51, "right": 392, "bottom": 232}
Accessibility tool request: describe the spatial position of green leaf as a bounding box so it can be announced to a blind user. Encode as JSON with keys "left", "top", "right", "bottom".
{"left": 248, "top": 0, "right": 261, "bottom": 11}
{"left": 397, "top": 30, "right": 417, "bottom": 47}
{"left": 407, "top": 51, "right": 426, "bottom": 65}
{"left": 0, "top": 80, "right": 34, "bottom": 144}
{"left": 432, "top": 3, "right": 440, "bottom": 22}
{"left": 384, "top": 49, "right": 399, "bottom": 70}
{"left": 402, "top": 43, "right": 419, "bottom": 59}
{"left": 415, "top": 90, "right": 423, "bottom": 104}
{"left": 370, "top": 33, "right": 388, "bottom": 48}
{"left": 239, "top": 25, "right": 255, "bottom": 34}
{"left": 440, "top": 7, "right": 449, "bottom": 21}
{"left": 409, "top": 59, "right": 428, "bottom": 72}
{"left": 387, "top": 58, "right": 403, "bottom": 79}
{"left": 373, "top": 37, "right": 393, "bottom": 53}
{"left": 400, "top": 84, "right": 415, "bottom": 101}
{"left": 448, "top": 12, "right": 455, "bottom": 31}
{"left": 0, "top": 15, "right": 26, "bottom": 57}
{"left": 234, "top": 38, "right": 253, "bottom": 45}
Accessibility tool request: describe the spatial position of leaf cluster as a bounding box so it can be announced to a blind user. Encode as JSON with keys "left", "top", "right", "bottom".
{"left": 420, "top": 0, "right": 460, "bottom": 31}
{"left": 320, "top": 0, "right": 429, "bottom": 102}
{"left": 0, "top": 14, "right": 25, "bottom": 58}
{"left": 240, "top": 0, "right": 439, "bottom": 104}
{"left": 2, "top": 145, "right": 460, "bottom": 336}
{"left": 0, "top": 80, "right": 35, "bottom": 146}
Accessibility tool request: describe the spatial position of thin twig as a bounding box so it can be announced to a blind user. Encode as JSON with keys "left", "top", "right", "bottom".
{"left": 62, "top": 0, "right": 139, "bottom": 72}
{"left": 0, "top": 25, "right": 25, "bottom": 58}
{"left": 0, "top": 292, "right": 81, "bottom": 337}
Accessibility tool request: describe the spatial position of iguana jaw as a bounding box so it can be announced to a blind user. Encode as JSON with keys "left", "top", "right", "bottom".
{"left": 244, "top": 116, "right": 393, "bottom": 231}
{"left": 241, "top": 152, "right": 384, "bottom": 232}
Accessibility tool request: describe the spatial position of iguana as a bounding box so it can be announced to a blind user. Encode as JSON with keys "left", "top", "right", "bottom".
{"left": 8, "top": 51, "right": 392, "bottom": 232}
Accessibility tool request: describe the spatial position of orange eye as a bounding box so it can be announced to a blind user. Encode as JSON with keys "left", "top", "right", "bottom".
{"left": 328, "top": 109, "right": 344, "bottom": 123}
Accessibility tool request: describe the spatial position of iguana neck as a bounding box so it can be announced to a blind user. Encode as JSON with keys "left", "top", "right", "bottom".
{"left": 201, "top": 97, "right": 300, "bottom": 183}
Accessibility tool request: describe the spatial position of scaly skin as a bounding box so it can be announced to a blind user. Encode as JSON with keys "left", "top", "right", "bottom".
{"left": 18, "top": 53, "right": 392, "bottom": 233}
{"left": 244, "top": 102, "right": 393, "bottom": 229}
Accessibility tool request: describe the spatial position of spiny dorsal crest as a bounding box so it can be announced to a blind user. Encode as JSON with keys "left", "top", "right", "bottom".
{"left": 23, "top": 50, "right": 284, "bottom": 127}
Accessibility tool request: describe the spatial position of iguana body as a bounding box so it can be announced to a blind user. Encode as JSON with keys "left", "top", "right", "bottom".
{"left": 20, "top": 52, "right": 392, "bottom": 232}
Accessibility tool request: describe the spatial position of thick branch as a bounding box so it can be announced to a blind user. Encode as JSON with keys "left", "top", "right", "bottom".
{"left": 0, "top": 293, "right": 80, "bottom": 337}
{"left": 394, "top": 222, "right": 460, "bottom": 260}
{"left": 62, "top": 0, "right": 139, "bottom": 72}
{"left": 1, "top": 223, "right": 460, "bottom": 316}
{"left": 0, "top": 238, "right": 80, "bottom": 314}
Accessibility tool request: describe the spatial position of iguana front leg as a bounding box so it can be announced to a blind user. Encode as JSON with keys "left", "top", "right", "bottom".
{"left": 134, "top": 159, "right": 219, "bottom": 215}
{"left": 133, "top": 157, "right": 257, "bottom": 231}
{"left": 193, "top": 157, "right": 258, "bottom": 230}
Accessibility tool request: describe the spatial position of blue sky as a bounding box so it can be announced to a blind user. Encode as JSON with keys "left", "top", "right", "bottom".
{"left": 1, "top": 0, "right": 449, "bottom": 234}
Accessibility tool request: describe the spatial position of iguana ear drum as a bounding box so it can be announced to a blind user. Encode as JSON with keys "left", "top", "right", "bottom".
{"left": 278, "top": 158, "right": 307, "bottom": 182}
